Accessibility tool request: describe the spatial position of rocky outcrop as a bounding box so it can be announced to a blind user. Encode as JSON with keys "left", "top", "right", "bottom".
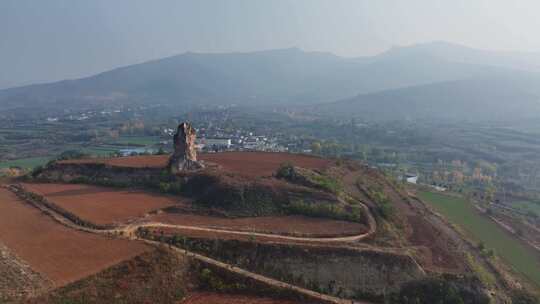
{"left": 168, "top": 122, "right": 203, "bottom": 173}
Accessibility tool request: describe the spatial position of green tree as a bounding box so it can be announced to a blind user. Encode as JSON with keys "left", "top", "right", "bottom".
{"left": 510, "top": 290, "right": 539, "bottom": 304}
{"left": 156, "top": 147, "right": 167, "bottom": 155}
{"left": 56, "top": 150, "right": 88, "bottom": 160}
{"left": 311, "top": 141, "right": 322, "bottom": 155}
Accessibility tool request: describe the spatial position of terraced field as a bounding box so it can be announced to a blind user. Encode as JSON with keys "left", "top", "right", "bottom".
{"left": 19, "top": 182, "right": 367, "bottom": 238}
{"left": 23, "top": 183, "right": 184, "bottom": 225}
{"left": 0, "top": 188, "right": 150, "bottom": 287}
{"left": 148, "top": 213, "right": 368, "bottom": 237}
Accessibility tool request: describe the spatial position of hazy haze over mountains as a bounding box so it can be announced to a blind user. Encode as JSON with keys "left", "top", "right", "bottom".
{"left": 2, "top": 41, "right": 540, "bottom": 122}
{"left": 4, "top": 0, "right": 540, "bottom": 90}
{"left": 316, "top": 42, "right": 540, "bottom": 122}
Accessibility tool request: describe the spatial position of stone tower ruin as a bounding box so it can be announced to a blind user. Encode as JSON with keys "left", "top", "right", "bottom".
{"left": 168, "top": 122, "right": 203, "bottom": 172}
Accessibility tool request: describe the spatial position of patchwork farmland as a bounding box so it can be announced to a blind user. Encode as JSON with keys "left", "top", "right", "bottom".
{"left": 1, "top": 149, "right": 535, "bottom": 302}
{"left": 0, "top": 188, "right": 150, "bottom": 287}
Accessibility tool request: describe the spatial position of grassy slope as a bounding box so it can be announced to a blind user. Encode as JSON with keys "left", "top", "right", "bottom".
{"left": 112, "top": 136, "right": 160, "bottom": 146}
{"left": 419, "top": 191, "right": 540, "bottom": 288}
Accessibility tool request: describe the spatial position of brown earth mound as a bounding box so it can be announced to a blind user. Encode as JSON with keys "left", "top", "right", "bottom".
{"left": 0, "top": 188, "right": 149, "bottom": 287}
{"left": 22, "top": 183, "right": 186, "bottom": 225}
{"left": 59, "top": 151, "right": 332, "bottom": 177}
{"left": 149, "top": 213, "right": 367, "bottom": 237}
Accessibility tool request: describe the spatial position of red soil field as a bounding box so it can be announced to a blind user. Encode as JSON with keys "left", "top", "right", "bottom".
{"left": 0, "top": 188, "right": 150, "bottom": 286}
{"left": 59, "top": 154, "right": 168, "bottom": 168}
{"left": 200, "top": 152, "right": 332, "bottom": 177}
{"left": 23, "top": 183, "right": 186, "bottom": 225}
{"left": 149, "top": 213, "right": 367, "bottom": 237}
{"left": 180, "top": 292, "right": 301, "bottom": 304}
{"left": 59, "top": 151, "right": 332, "bottom": 177}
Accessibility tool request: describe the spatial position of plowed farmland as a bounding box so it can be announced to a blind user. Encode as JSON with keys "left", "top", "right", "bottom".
{"left": 200, "top": 152, "right": 332, "bottom": 177}
{"left": 149, "top": 213, "right": 367, "bottom": 237}
{"left": 22, "top": 183, "right": 185, "bottom": 225}
{"left": 0, "top": 188, "right": 150, "bottom": 286}
{"left": 59, "top": 151, "right": 332, "bottom": 177}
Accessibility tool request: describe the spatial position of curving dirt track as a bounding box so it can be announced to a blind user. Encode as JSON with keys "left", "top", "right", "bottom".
{"left": 11, "top": 183, "right": 374, "bottom": 244}
{"left": 146, "top": 213, "right": 368, "bottom": 238}
{"left": 22, "top": 182, "right": 373, "bottom": 239}
{"left": 124, "top": 220, "right": 374, "bottom": 243}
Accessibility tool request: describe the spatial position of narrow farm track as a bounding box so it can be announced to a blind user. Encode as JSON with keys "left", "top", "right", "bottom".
{"left": 121, "top": 209, "right": 375, "bottom": 243}
{"left": 5, "top": 184, "right": 374, "bottom": 304}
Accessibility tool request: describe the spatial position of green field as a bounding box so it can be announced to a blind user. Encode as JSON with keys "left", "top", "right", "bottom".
{"left": 111, "top": 136, "right": 160, "bottom": 146}
{"left": 0, "top": 146, "right": 118, "bottom": 172}
{"left": 419, "top": 191, "right": 540, "bottom": 288}
{"left": 511, "top": 200, "right": 540, "bottom": 217}
{"left": 0, "top": 156, "right": 51, "bottom": 169}
{"left": 78, "top": 146, "right": 122, "bottom": 156}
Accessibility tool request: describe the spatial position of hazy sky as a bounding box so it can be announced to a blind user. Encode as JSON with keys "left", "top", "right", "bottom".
{"left": 1, "top": 0, "right": 540, "bottom": 89}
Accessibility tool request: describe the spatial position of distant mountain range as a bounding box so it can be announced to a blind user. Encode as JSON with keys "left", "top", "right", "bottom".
{"left": 312, "top": 42, "right": 540, "bottom": 122}
{"left": 2, "top": 41, "right": 540, "bottom": 121}
{"left": 313, "top": 72, "right": 540, "bottom": 122}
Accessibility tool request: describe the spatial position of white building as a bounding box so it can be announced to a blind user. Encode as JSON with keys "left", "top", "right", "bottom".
{"left": 199, "top": 138, "right": 232, "bottom": 150}
{"left": 404, "top": 173, "right": 419, "bottom": 184}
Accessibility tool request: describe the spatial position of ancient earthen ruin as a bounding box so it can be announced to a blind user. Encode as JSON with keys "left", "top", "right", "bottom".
{"left": 168, "top": 122, "right": 203, "bottom": 172}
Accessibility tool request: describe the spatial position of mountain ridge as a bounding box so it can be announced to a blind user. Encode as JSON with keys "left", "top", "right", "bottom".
{"left": 3, "top": 42, "right": 540, "bottom": 116}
